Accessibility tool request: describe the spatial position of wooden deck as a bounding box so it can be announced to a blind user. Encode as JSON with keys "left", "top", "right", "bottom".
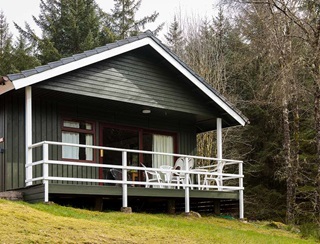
{"left": 50, "top": 184, "right": 239, "bottom": 199}
{"left": 19, "top": 183, "right": 239, "bottom": 201}
{"left": 17, "top": 183, "right": 240, "bottom": 214}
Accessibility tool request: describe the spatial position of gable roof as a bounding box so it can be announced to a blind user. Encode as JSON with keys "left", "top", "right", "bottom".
{"left": 1, "top": 30, "right": 248, "bottom": 126}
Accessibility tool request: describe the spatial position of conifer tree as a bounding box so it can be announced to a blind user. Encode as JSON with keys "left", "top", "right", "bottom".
{"left": 15, "top": 0, "right": 114, "bottom": 63}
{"left": 165, "top": 15, "right": 184, "bottom": 56}
{"left": 0, "top": 11, "right": 40, "bottom": 75}
{"left": 0, "top": 11, "right": 14, "bottom": 75}
{"left": 110, "top": 0, "right": 163, "bottom": 39}
{"left": 12, "top": 35, "right": 41, "bottom": 72}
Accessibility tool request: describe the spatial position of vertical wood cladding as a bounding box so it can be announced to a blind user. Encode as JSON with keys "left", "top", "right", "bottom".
{"left": 36, "top": 52, "right": 213, "bottom": 117}
{"left": 3, "top": 91, "right": 25, "bottom": 190}
{"left": 0, "top": 96, "right": 4, "bottom": 191}
{"left": 2, "top": 90, "right": 197, "bottom": 190}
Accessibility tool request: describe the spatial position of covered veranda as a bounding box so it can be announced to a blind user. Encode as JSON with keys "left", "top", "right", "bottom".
{"left": 23, "top": 140, "right": 244, "bottom": 218}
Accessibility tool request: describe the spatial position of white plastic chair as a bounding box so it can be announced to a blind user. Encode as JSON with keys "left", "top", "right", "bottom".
{"left": 201, "top": 161, "right": 225, "bottom": 190}
{"left": 140, "top": 163, "right": 163, "bottom": 188}
{"left": 171, "top": 157, "right": 194, "bottom": 189}
{"left": 110, "top": 168, "right": 132, "bottom": 187}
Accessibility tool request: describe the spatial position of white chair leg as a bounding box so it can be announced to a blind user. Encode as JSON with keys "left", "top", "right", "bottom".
{"left": 189, "top": 177, "right": 193, "bottom": 190}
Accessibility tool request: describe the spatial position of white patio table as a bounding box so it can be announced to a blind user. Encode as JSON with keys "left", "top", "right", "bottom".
{"left": 159, "top": 165, "right": 173, "bottom": 188}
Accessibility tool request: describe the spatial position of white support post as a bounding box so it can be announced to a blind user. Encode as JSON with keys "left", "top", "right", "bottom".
{"left": 217, "top": 118, "right": 223, "bottom": 190}
{"left": 217, "top": 118, "right": 222, "bottom": 160}
{"left": 25, "top": 86, "right": 32, "bottom": 186}
{"left": 184, "top": 157, "right": 190, "bottom": 213}
{"left": 239, "top": 161, "right": 244, "bottom": 219}
{"left": 122, "top": 151, "right": 128, "bottom": 208}
{"left": 43, "top": 142, "right": 49, "bottom": 202}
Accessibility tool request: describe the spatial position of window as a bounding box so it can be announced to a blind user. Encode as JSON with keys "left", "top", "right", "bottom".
{"left": 152, "top": 134, "right": 174, "bottom": 169}
{"left": 62, "top": 120, "right": 94, "bottom": 161}
{"left": 142, "top": 131, "right": 176, "bottom": 168}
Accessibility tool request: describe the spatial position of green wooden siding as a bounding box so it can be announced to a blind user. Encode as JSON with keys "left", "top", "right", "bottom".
{"left": 1, "top": 88, "right": 197, "bottom": 190}
{"left": 36, "top": 52, "right": 213, "bottom": 116}
{"left": 179, "top": 131, "right": 197, "bottom": 156}
{"left": 0, "top": 96, "right": 4, "bottom": 192}
{"left": 32, "top": 97, "right": 99, "bottom": 186}
{"left": 18, "top": 184, "right": 45, "bottom": 203}
{"left": 3, "top": 91, "right": 25, "bottom": 190}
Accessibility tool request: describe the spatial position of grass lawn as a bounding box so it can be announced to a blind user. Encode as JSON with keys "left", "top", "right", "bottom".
{"left": 0, "top": 199, "right": 316, "bottom": 243}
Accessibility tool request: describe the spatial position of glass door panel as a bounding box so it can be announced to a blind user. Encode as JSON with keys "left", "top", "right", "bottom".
{"left": 102, "top": 127, "right": 139, "bottom": 180}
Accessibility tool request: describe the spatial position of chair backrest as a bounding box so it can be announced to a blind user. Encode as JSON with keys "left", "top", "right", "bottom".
{"left": 187, "top": 158, "right": 194, "bottom": 169}
{"left": 140, "top": 163, "right": 152, "bottom": 181}
{"left": 110, "top": 169, "right": 122, "bottom": 180}
{"left": 174, "top": 157, "right": 184, "bottom": 170}
{"left": 217, "top": 161, "right": 225, "bottom": 174}
{"left": 110, "top": 168, "right": 132, "bottom": 181}
{"left": 174, "top": 157, "right": 194, "bottom": 171}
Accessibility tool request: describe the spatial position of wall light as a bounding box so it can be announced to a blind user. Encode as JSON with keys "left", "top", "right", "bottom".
{"left": 142, "top": 109, "right": 151, "bottom": 114}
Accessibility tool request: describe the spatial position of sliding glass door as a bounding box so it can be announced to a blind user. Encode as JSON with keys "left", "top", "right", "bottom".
{"left": 101, "top": 125, "right": 176, "bottom": 170}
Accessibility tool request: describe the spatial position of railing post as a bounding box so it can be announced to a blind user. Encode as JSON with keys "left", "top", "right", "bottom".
{"left": 184, "top": 157, "right": 190, "bottom": 213}
{"left": 239, "top": 161, "right": 244, "bottom": 219}
{"left": 43, "top": 142, "right": 49, "bottom": 202}
{"left": 122, "top": 151, "right": 128, "bottom": 208}
{"left": 25, "top": 86, "right": 32, "bottom": 186}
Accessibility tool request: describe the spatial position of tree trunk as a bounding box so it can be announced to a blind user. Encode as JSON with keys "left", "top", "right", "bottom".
{"left": 312, "top": 50, "right": 320, "bottom": 224}
{"left": 291, "top": 77, "right": 299, "bottom": 223}
{"left": 283, "top": 98, "right": 294, "bottom": 224}
{"left": 314, "top": 78, "right": 320, "bottom": 224}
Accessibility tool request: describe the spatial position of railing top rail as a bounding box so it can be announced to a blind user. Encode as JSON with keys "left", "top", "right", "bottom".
{"left": 30, "top": 141, "right": 243, "bottom": 163}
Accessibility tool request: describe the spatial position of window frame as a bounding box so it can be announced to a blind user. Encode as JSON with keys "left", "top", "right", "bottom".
{"left": 61, "top": 118, "right": 96, "bottom": 163}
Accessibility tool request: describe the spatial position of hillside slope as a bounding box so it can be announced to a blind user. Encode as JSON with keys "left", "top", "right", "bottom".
{"left": 0, "top": 200, "right": 315, "bottom": 243}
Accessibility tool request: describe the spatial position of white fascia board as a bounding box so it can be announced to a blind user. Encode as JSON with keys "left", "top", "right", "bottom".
{"left": 147, "top": 40, "right": 246, "bottom": 126}
{"left": 12, "top": 38, "right": 151, "bottom": 90}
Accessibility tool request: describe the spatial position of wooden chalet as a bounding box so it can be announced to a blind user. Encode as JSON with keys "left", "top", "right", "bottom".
{"left": 0, "top": 31, "right": 248, "bottom": 216}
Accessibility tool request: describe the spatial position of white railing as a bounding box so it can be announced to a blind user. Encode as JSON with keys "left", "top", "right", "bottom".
{"left": 25, "top": 141, "right": 244, "bottom": 218}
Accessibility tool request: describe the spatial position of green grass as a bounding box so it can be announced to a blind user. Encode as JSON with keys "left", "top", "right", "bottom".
{"left": 0, "top": 199, "right": 316, "bottom": 243}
